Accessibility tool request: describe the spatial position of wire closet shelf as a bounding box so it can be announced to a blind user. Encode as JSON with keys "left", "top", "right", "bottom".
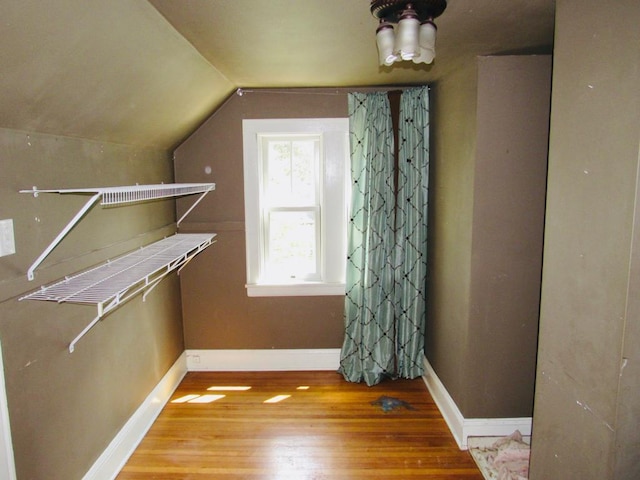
{"left": 19, "top": 183, "right": 216, "bottom": 352}
{"left": 20, "top": 183, "right": 215, "bottom": 281}
{"left": 20, "top": 234, "right": 215, "bottom": 352}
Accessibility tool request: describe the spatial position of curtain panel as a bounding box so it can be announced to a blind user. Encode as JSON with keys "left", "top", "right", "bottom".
{"left": 340, "top": 86, "right": 429, "bottom": 386}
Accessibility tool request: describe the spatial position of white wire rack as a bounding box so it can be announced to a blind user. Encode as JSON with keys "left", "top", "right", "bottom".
{"left": 22, "top": 183, "right": 214, "bottom": 206}
{"left": 20, "top": 233, "right": 216, "bottom": 352}
{"left": 20, "top": 183, "right": 215, "bottom": 280}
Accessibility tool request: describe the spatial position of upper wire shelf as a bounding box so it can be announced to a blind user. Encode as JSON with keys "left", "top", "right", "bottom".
{"left": 20, "top": 183, "right": 215, "bottom": 280}
{"left": 22, "top": 183, "right": 214, "bottom": 206}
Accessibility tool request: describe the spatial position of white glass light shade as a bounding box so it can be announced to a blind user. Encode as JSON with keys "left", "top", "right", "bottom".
{"left": 376, "top": 22, "right": 397, "bottom": 66}
{"left": 413, "top": 20, "right": 437, "bottom": 64}
{"left": 395, "top": 9, "right": 420, "bottom": 61}
{"left": 419, "top": 20, "right": 437, "bottom": 50}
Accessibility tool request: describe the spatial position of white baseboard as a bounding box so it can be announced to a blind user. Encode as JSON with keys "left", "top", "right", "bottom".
{"left": 422, "top": 356, "right": 531, "bottom": 450}
{"left": 186, "top": 348, "right": 341, "bottom": 371}
{"left": 82, "top": 352, "right": 188, "bottom": 480}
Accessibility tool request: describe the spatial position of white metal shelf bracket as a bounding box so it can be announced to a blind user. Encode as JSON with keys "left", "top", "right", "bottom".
{"left": 68, "top": 314, "right": 102, "bottom": 354}
{"left": 177, "top": 189, "right": 211, "bottom": 227}
{"left": 24, "top": 191, "right": 102, "bottom": 281}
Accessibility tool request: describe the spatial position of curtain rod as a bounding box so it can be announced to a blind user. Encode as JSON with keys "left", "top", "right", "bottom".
{"left": 236, "top": 85, "right": 429, "bottom": 97}
{"left": 205, "top": 85, "right": 428, "bottom": 123}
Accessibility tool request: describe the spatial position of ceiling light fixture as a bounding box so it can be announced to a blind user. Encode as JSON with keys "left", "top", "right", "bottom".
{"left": 370, "top": 0, "right": 447, "bottom": 66}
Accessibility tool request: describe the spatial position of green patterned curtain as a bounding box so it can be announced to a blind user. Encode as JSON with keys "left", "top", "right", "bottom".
{"left": 340, "top": 87, "right": 429, "bottom": 386}
{"left": 395, "top": 86, "right": 429, "bottom": 379}
{"left": 340, "top": 92, "right": 396, "bottom": 386}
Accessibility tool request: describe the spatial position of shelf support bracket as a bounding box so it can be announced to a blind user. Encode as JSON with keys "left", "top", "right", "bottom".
{"left": 68, "top": 313, "right": 102, "bottom": 353}
{"left": 176, "top": 189, "right": 211, "bottom": 227}
{"left": 27, "top": 193, "right": 102, "bottom": 281}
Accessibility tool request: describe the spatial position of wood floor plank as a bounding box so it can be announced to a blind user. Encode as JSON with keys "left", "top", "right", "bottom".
{"left": 116, "top": 371, "right": 483, "bottom": 479}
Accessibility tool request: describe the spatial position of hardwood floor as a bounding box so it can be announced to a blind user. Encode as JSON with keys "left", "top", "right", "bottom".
{"left": 117, "top": 371, "right": 483, "bottom": 479}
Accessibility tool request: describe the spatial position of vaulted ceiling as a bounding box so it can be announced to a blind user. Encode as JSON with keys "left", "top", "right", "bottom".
{"left": 0, "top": 0, "right": 555, "bottom": 150}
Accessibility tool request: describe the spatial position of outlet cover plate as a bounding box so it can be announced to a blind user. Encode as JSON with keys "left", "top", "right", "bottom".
{"left": 0, "top": 219, "right": 16, "bottom": 257}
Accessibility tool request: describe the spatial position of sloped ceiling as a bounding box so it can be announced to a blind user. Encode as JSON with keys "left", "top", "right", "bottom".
{"left": 0, "top": 0, "right": 555, "bottom": 149}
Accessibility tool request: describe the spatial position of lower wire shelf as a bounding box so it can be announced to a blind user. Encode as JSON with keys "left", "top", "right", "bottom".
{"left": 20, "top": 233, "right": 216, "bottom": 352}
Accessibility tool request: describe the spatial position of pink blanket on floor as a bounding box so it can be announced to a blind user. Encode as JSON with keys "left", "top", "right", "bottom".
{"left": 477, "top": 430, "right": 530, "bottom": 480}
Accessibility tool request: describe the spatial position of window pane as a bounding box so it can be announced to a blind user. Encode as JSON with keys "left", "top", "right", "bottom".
{"left": 266, "top": 141, "right": 291, "bottom": 199}
{"left": 266, "top": 210, "right": 317, "bottom": 279}
{"left": 291, "top": 140, "right": 315, "bottom": 200}
{"left": 265, "top": 138, "right": 317, "bottom": 206}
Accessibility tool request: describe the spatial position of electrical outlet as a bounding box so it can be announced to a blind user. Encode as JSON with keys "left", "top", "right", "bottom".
{"left": 0, "top": 219, "right": 16, "bottom": 257}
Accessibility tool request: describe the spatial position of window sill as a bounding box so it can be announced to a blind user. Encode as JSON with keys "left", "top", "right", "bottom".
{"left": 246, "top": 282, "right": 345, "bottom": 297}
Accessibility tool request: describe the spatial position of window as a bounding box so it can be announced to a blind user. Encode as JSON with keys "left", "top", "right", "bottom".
{"left": 243, "top": 118, "right": 349, "bottom": 296}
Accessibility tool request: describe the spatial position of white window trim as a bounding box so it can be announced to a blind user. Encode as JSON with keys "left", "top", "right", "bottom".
{"left": 243, "top": 118, "right": 349, "bottom": 297}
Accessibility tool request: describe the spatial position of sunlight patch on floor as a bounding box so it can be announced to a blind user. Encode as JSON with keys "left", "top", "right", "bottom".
{"left": 207, "top": 386, "right": 252, "bottom": 391}
{"left": 172, "top": 385, "right": 310, "bottom": 405}
{"left": 264, "top": 395, "right": 291, "bottom": 404}
{"left": 171, "top": 394, "right": 200, "bottom": 403}
{"left": 171, "top": 394, "right": 226, "bottom": 404}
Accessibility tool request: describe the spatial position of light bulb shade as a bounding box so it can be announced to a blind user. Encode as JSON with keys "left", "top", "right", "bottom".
{"left": 376, "top": 22, "right": 398, "bottom": 66}
{"left": 395, "top": 8, "right": 420, "bottom": 60}
{"left": 412, "top": 46, "right": 435, "bottom": 64}
{"left": 412, "top": 20, "right": 437, "bottom": 64}
{"left": 419, "top": 20, "right": 437, "bottom": 50}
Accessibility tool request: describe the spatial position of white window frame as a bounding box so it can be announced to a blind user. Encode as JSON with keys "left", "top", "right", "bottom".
{"left": 243, "top": 118, "right": 349, "bottom": 297}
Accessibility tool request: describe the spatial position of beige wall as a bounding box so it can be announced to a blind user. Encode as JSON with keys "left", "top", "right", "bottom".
{"left": 530, "top": 2, "right": 640, "bottom": 478}
{"left": 426, "top": 62, "right": 478, "bottom": 411}
{"left": 0, "top": 128, "right": 184, "bottom": 479}
{"left": 427, "top": 55, "right": 551, "bottom": 418}
{"left": 467, "top": 55, "right": 551, "bottom": 417}
{"left": 174, "top": 90, "right": 348, "bottom": 349}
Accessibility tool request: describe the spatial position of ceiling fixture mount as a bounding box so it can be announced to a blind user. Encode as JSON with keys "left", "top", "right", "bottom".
{"left": 370, "top": 0, "right": 447, "bottom": 66}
